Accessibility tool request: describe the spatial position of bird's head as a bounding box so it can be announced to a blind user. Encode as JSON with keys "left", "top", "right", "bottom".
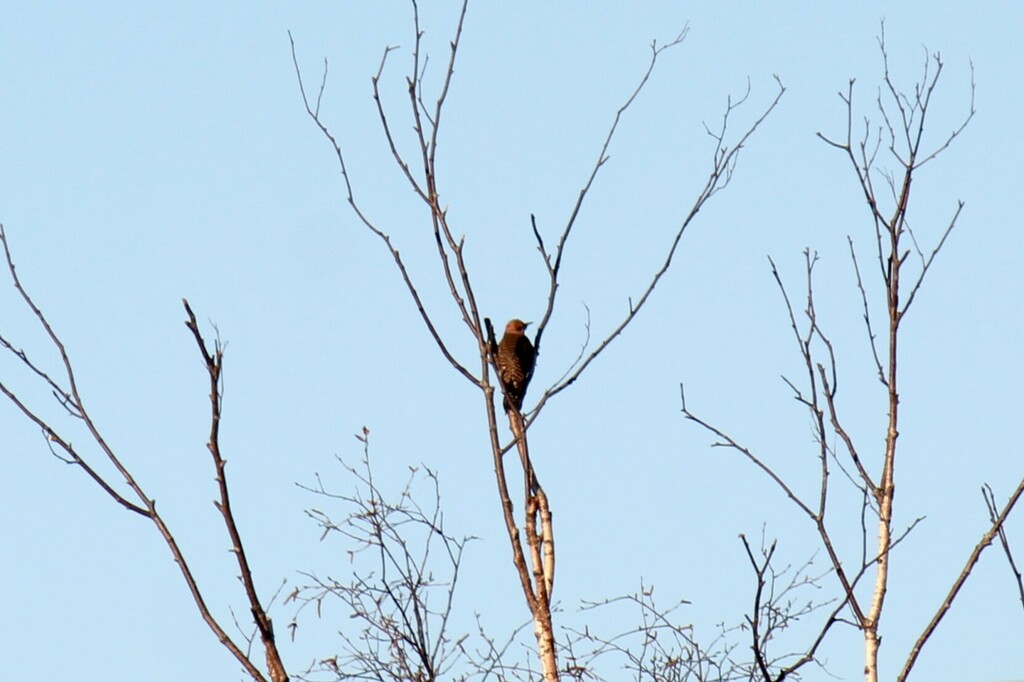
{"left": 505, "top": 319, "right": 530, "bottom": 335}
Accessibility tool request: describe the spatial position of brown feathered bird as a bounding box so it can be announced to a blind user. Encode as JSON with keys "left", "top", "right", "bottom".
{"left": 497, "top": 319, "right": 535, "bottom": 413}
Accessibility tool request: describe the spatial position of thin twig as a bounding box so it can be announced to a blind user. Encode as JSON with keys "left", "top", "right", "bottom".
{"left": 983, "top": 484, "right": 1024, "bottom": 614}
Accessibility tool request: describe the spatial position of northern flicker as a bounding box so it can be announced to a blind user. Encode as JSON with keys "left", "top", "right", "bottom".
{"left": 497, "top": 318, "right": 535, "bottom": 413}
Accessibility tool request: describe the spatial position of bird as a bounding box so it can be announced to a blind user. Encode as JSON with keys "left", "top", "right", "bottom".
{"left": 497, "top": 318, "right": 536, "bottom": 413}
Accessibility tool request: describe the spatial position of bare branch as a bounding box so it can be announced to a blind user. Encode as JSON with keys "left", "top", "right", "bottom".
{"left": 683, "top": 386, "right": 866, "bottom": 628}
{"left": 741, "top": 532, "right": 837, "bottom": 681}
{"left": 900, "top": 200, "right": 964, "bottom": 316}
{"left": 403, "top": 0, "right": 489, "bottom": 350}
{"left": 532, "top": 27, "right": 690, "bottom": 356}
{"left": 681, "top": 390, "right": 813, "bottom": 521}
{"left": 290, "top": 435, "right": 474, "bottom": 682}
{"left": 847, "top": 237, "right": 886, "bottom": 385}
{"left": 568, "top": 581, "right": 739, "bottom": 682}
{"left": 288, "top": 32, "right": 478, "bottom": 388}
{"left": 1, "top": 226, "right": 275, "bottom": 681}
{"left": 899, "top": 476, "right": 1024, "bottom": 681}
{"left": 983, "top": 484, "right": 1024, "bottom": 614}
{"left": 531, "top": 76, "right": 786, "bottom": 421}
{"left": 183, "top": 300, "right": 288, "bottom": 682}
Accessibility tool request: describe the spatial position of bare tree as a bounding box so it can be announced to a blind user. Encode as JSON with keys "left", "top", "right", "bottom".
{"left": 287, "top": 429, "right": 567, "bottom": 682}
{"left": 27, "top": 8, "right": 1004, "bottom": 682}
{"left": 682, "top": 27, "right": 1022, "bottom": 682}
{"left": 286, "top": 429, "right": 475, "bottom": 682}
{"left": 555, "top": 528, "right": 835, "bottom": 682}
{"left": 289, "top": 2, "right": 782, "bottom": 678}
{"left": 563, "top": 584, "right": 741, "bottom": 682}
{"left": 0, "top": 225, "right": 288, "bottom": 682}
{"left": 1, "top": 3, "right": 782, "bottom": 677}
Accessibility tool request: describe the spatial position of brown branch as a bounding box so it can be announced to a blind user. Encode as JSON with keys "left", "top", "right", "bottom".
{"left": 0, "top": 382, "right": 151, "bottom": 516}
{"left": 847, "top": 236, "right": 886, "bottom": 385}
{"left": 900, "top": 200, "right": 964, "bottom": 317}
{"left": 530, "top": 75, "right": 785, "bottom": 424}
{"left": 288, "top": 33, "right": 477, "bottom": 388}
{"left": 183, "top": 300, "right": 288, "bottom": 682}
{"left": 817, "top": 82, "right": 890, "bottom": 287}
{"left": 898, "top": 476, "right": 1024, "bottom": 681}
{"left": 681, "top": 388, "right": 814, "bottom": 521}
{"left": 569, "top": 583, "right": 737, "bottom": 681}
{"left": 0, "top": 336, "right": 82, "bottom": 420}
{"left": 816, "top": 363, "right": 876, "bottom": 497}
{"left": 742, "top": 535, "right": 777, "bottom": 681}
{"left": 1, "top": 226, "right": 272, "bottom": 681}
{"left": 404, "top": 0, "right": 487, "bottom": 350}
{"left": 291, "top": 438, "right": 472, "bottom": 681}
{"left": 740, "top": 533, "right": 841, "bottom": 682}
{"left": 531, "top": 27, "right": 690, "bottom": 356}
{"left": 1, "top": 227, "right": 164, "bottom": 519}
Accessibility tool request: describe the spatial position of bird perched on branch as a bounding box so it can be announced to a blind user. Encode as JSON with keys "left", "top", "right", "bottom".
{"left": 497, "top": 318, "right": 535, "bottom": 413}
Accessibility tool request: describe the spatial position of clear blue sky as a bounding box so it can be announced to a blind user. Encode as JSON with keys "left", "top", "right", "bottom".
{"left": 2, "top": 3, "right": 1021, "bottom": 680}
